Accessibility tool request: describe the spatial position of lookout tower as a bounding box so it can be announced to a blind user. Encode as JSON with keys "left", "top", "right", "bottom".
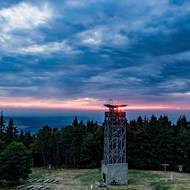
{"left": 101, "top": 104, "right": 128, "bottom": 185}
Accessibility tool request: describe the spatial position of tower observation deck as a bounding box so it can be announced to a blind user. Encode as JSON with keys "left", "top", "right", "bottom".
{"left": 101, "top": 104, "right": 128, "bottom": 185}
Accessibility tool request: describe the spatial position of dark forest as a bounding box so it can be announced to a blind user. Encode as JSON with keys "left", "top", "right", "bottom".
{"left": 0, "top": 114, "right": 190, "bottom": 175}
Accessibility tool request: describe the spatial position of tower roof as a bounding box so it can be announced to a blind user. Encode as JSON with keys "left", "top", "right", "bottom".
{"left": 104, "top": 104, "right": 127, "bottom": 109}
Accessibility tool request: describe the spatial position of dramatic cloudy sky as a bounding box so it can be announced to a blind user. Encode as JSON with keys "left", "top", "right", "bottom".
{"left": 0, "top": 0, "right": 190, "bottom": 110}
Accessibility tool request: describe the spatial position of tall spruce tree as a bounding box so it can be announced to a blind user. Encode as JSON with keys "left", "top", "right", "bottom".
{"left": 5, "top": 118, "right": 17, "bottom": 144}
{"left": 0, "top": 111, "right": 5, "bottom": 134}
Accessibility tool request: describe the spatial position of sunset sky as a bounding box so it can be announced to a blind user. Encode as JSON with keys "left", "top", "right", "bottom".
{"left": 0, "top": 0, "right": 190, "bottom": 111}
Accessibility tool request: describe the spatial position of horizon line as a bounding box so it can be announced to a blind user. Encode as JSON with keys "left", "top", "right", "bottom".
{"left": 0, "top": 97, "right": 189, "bottom": 111}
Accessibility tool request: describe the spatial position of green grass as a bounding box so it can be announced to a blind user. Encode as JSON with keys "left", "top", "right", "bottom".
{"left": 30, "top": 168, "right": 52, "bottom": 178}
{"left": 74, "top": 169, "right": 179, "bottom": 190}
{"left": 2, "top": 168, "right": 190, "bottom": 190}
{"left": 36, "top": 168, "right": 190, "bottom": 190}
{"left": 75, "top": 169, "right": 101, "bottom": 185}
{"left": 152, "top": 184, "right": 171, "bottom": 190}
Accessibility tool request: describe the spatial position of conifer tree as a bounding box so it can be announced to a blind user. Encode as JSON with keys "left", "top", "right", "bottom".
{"left": 0, "top": 111, "right": 5, "bottom": 134}
{"left": 0, "top": 142, "right": 32, "bottom": 184}
{"left": 5, "top": 119, "right": 17, "bottom": 144}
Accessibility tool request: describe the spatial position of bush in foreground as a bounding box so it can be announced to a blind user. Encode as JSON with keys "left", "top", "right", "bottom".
{"left": 0, "top": 141, "right": 32, "bottom": 184}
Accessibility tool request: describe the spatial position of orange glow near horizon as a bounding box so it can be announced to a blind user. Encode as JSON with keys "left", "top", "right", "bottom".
{"left": 0, "top": 97, "right": 189, "bottom": 111}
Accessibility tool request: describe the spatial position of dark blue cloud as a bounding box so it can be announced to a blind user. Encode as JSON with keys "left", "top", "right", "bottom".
{"left": 0, "top": 0, "right": 190, "bottom": 107}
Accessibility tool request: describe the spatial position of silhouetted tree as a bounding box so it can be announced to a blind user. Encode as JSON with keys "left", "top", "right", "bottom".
{"left": 33, "top": 126, "right": 52, "bottom": 167}
{"left": 5, "top": 119, "right": 17, "bottom": 144}
{"left": 0, "top": 112, "right": 5, "bottom": 134}
{"left": 0, "top": 142, "right": 32, "bottom": 184}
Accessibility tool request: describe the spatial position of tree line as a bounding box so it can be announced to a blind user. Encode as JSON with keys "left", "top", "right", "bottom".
{"left": 1, "top": 112, "right": 190, "bottom": 183}
{"left": 128, "top": 115, "right": 190, "bottom": 172}
{"left": 31, "top": 118, "right": 104, "bottom": 168}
